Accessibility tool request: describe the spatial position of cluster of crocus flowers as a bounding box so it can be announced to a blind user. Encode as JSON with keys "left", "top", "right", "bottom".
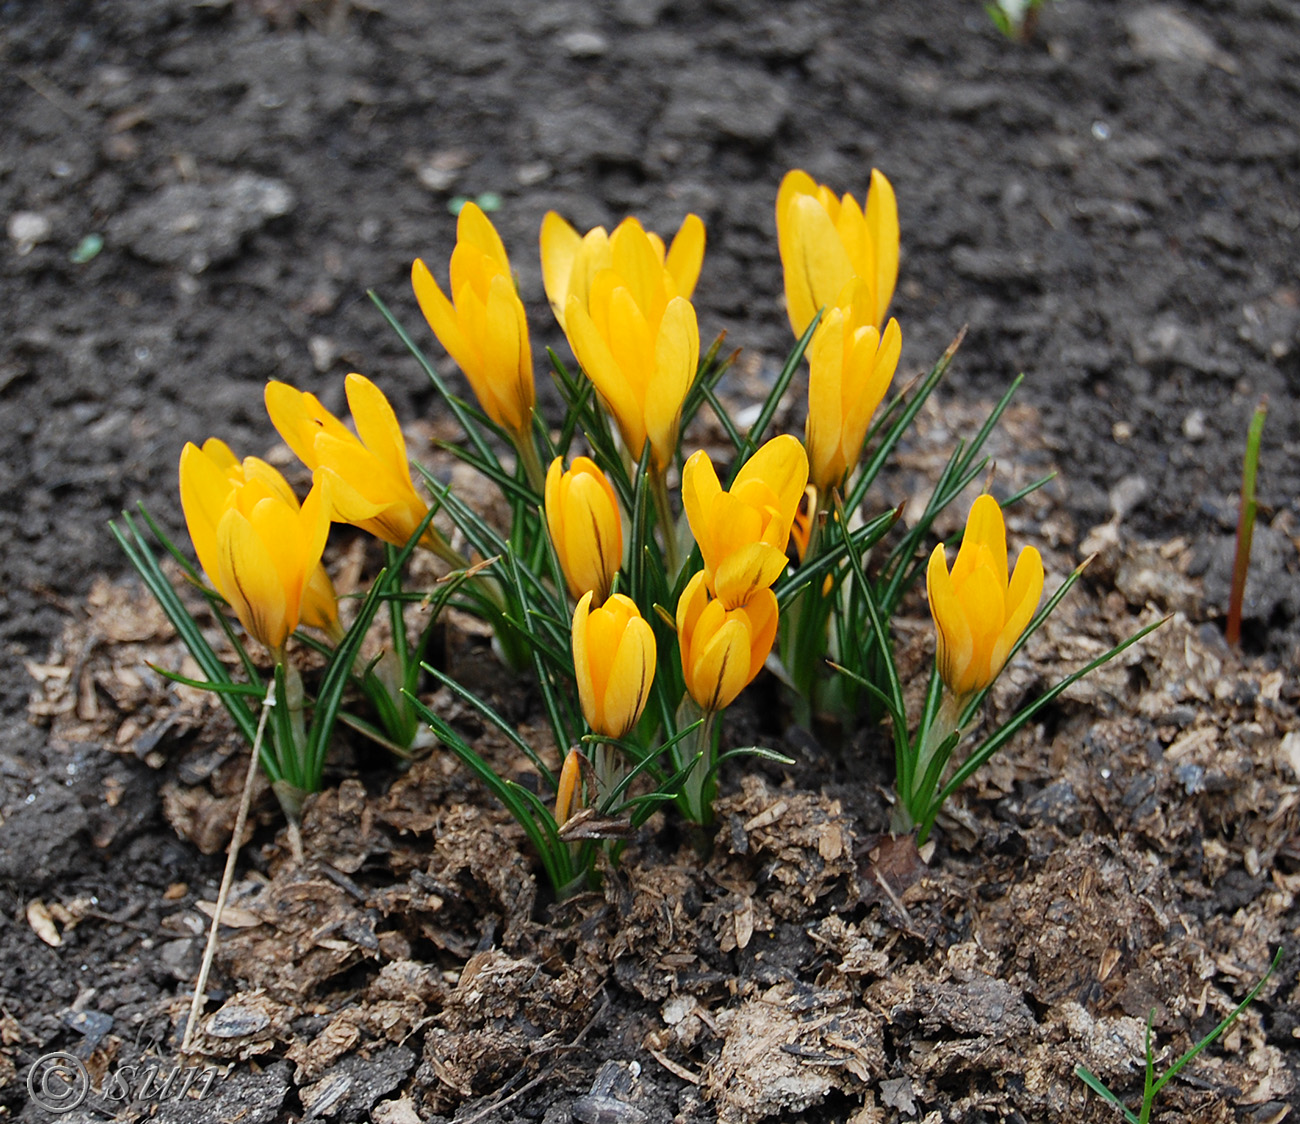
{"left": 179, "top": 438, "right": 336, "bottom": 657}
{"left": 571, "top": 591, "right": 656, "bottom": 739}
{"left": 545, "top": 456, "right": 623, "bottom": 605}
{"left": 543, "top": 214, "right": 703, "bottom": 475}
{"left": 927, "top": 494, "right": 1044, "bottom": 699}
{"left": 411, "top": 202, "right": 536, "bottom": 447}
{"left": 776, "top": 168, "right": 899, "bottom": 339}
{"left": 265, "top": 373, "right": 457, "bottom": 565}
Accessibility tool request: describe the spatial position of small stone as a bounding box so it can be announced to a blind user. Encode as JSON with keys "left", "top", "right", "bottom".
{"left": 1108, "top": 474, "right": 1148, "bottom": 519}
{"left": 1181, "top": 409, "right": 1206, "bottom": 441}
{"left": 1125, "top": 5, "right": 1236, "bottom": 71}
{"left": 206, "top": 1005, "right": 271, "bottom": 1038}
{"left": 559, "top": 30, "right": 608, "bottom": 57}
{"left": 7, "top": 211, "right": 53, "bottom": 253}
{"left": 308, "top": 336, "right": 337, "bottom": 373}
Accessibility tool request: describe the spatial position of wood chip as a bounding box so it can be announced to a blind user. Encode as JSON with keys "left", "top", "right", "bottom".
{"left": 26, "top": 900, "right": 62, "bottom": 947}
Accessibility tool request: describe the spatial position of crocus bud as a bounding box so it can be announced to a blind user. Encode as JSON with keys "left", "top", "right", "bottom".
{"left": 552, "top": 216, "right": 700, "bottom": 474}
{"left": 676, "top": 572, "right": 777, "bottom": 712}
{"left": 545, "top": 456, "right": 623, "bottom": 604}
{"left": 412, "top": 202, "right": 535, "bottom": 441}
{"left": 776, "top": 167, "right": 898, "bottom": 339}
{"left": 926, "top": 494, "right": 1044, "bottom": 697}
{"left": 571, "top": 592, "right": 656, "bottom": 739}
{"left": 266, "top": 374, "right": 440, "bottom": 554}
{"left": 554, "top": 748, "right": 584, "bottom": 827}
{"left": 805, "top": 308, "right": 901, "bottom": 494}
{"left": 179, "top": 439, "right": 333, "bottom": 657}
{"left": 681, "top": 435, "right": 808, "bottom": 609}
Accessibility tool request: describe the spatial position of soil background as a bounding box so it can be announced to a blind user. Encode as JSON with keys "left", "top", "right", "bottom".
{"left": 2, "top": 1, "right": 1299, "bottom": 1122}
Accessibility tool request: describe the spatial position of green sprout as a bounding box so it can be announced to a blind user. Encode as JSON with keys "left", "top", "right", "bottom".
{"left": 1076, "top": 947, "right": 1282, "bottom": 1123}
{"left": 1225, "top": 395, "right": 1268, "bottom": 647}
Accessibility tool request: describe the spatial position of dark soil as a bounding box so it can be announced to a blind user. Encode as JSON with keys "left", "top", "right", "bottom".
{"left": 2, "top": 1, "right": 1299, "bottom": 1122}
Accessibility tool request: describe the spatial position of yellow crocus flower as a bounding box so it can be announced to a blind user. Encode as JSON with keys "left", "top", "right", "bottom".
{"left": 926, "top": 494, "right": 1044, "bottom": 698}
{"left": 571, "top": 591, "right": 656, "bottom": 739}
{"left": 548, "top": 216, "right": 701, "bottom": 473}
{"left": 265, "top": 373, "right": 440, "bottom": 554}
{"left": 545, "top": 456, "right": 623, "bottom": 605}
{"left": 805, "top": 306, "right": 902, "bottom": 494}
{"left": 540, "top": 211, "right": 705, "bottom": 333}
{"left": 676, "top": 572, "right": 777, "bottom": 712}
{"left": 411, "top": 202, "right": 535, "bottom": 441}
{"left": 681, "top": 435, "right": 808, "bottom": 609}
{"left": 776, "top": 167, "right": 899, "bottom": 339}
{"left": 179, "top": 439, "right": 333, "bottom": 656}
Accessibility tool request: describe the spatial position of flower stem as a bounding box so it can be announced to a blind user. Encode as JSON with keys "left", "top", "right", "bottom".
{"left": 650, "top": 467, "right": 681, "bottom": 578}
{"left": 513, "top": 428, "right": 547, "bottom": 496}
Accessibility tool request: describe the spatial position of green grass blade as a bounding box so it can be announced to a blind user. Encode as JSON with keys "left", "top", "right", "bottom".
{"left": 1149, "top": 946, "right": 1282, "bottom": 1098}
{"left": 1073, "top": 1066, "right": 1140, "bottom": 1124}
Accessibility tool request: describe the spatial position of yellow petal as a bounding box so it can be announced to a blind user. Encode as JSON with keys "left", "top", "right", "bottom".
{"left": 665, "top": 213, "right": 706, "bottom": 299}
{"left": 644, "top": 296, "right": 697, "bottom": 470}
{"left": 457, "top": 201, "right": 509, "bottom": 272}
{"left": 954, "top": 495, "right": 1008, "bottom": 590}
{"left": 713, "top": 542, "right": 790, "bottom": 610}
{"left": 865, "top": 168, "right": 900, "bottom": 330}
{"left": 345, "top": 373, "right": 410, "bottom": 487}
{"left": 681, "top": 450, "right": 722, "bottom": 563}
{"left": 733, "top": 434, "right": 808, "bottom": 537}
{"left": 571, "top": 592, "right": 597, "bottom": 731}
{"left": 240, "top": 457, "right": 299, "bottom": 509}
{"left": 411, "top": 258, "right": 474, "bottom": 377}
{"left": 179, "top": 441, "right": 235, "bottom": 591}
{"left": 540, "top": 212, "right": 582, "bottom": 328}
{"left": 741, "top": 588, "right": 779, "bottom": 682}
{"left": 264, "top": 382, "right": 353, "bottom": 472}
{"left": 927, "top": 542, "right": 972, "bottom": 696}
{"left": 693, "top": 617, "right": 750, "bottom": 711}
{"left": 481, "top": 273, "right": 534, "bottom": 434}
{"left": 201, "top": 437, "right": 238, "bottom": 471}
{"left": 566, "top": 293, "right": 647, "bottom": 459}
{"left": 300, "top": 563, "right": 340, "bottom": 635}
{"left": 990, "top": 546, "right": 1044, "bottom": 675}
{"left": 216, "top": 507, "right": 288, "bottom": 652}
{"left": 603, "top": 615, "right": 655, "bottom": 737}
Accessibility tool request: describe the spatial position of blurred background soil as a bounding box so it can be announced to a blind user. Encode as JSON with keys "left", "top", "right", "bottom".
{"left": 1, "top": 1, "right": 1298, "bottom": 1121}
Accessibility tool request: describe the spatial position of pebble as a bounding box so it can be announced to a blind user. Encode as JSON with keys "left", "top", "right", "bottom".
{"left": 559, "top": 30, "right": 608, "bottom": 57}
{"left": 206, "top": 1004, "right": 271, "bottom": 1038}
{"left": 1181, "top": 409, "right": 1207, "bottom": 441}
{"left": 1125, "top": 5, "right": 1236, "bottom": 71}
{"left": 1108, "top": 474, "right": 1148, "bottom": 520}
{"left": 7, "top": 210, "right": 53, "bottom": 253}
